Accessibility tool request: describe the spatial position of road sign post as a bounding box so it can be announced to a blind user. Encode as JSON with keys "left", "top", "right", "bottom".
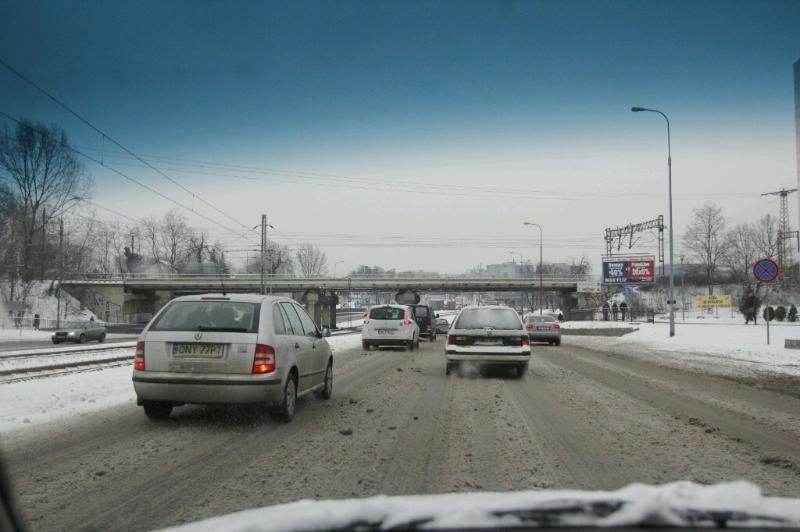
{"left": 753, "top": 258, "right": 780, "bottom": 345}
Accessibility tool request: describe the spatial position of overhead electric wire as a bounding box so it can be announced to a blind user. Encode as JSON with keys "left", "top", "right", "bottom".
{"left": 0, "top": 110, "right": 258, "bottom": 246}
{"left": 0, "top": 57, "right": 257, "bottom": 236}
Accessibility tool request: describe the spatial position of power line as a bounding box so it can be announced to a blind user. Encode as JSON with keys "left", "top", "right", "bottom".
{"left": 0, "top": 57, "right": 257, "bottom": 236}
{"left": 0, "top": 110, "right": 257, "bottom": 244}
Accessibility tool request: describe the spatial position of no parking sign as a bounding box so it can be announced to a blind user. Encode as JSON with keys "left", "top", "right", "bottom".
{"left": 753, "top": 258, "right": 780, "bottom": 284}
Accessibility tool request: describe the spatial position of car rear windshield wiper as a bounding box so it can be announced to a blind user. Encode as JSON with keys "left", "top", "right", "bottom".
{"left": 195, "top": 326, "right": 249, "bottom": 332}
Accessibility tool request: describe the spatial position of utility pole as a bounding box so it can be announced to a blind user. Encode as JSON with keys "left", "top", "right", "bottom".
{"left": 260, "top": 214, "right": 266, "bottom": 295}
{"left": 56, "top": 217, "right": 64, "bottom": 328}
{"left": 762, "top": 187, "right": 798, "bottom": 287}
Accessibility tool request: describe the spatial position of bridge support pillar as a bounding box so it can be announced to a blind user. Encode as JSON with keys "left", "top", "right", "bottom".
{"left": 394, "top": 290, "right": 420, "bottom": 305}
{"left": 302, "top": 290, "right": 339, "bottom": 328}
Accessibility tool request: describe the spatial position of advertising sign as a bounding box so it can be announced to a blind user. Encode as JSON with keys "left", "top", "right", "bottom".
{"left": 696, "top": 294, "right": 732, "bottom": 308}
{"left": 577, "top": 281, "right": 602, "bottom": 293}
{"left": 602, "top": 256, "right": 655, "bottom": 285}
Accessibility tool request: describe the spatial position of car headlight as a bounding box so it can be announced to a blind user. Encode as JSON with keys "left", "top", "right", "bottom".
{"left": 67, "top": 332, "right": 75, "bottom": 336}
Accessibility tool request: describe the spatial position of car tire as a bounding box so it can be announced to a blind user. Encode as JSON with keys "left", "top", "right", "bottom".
{"left": 318, "top": 360, "right": 333, "bottom": 400}
{"left": 555, "top": 339, "right": 561, "bottom": 346}
{"left": 362, "top": 340, "right": 370, "bottom": 351}
{"left": 77, "top": 334, "right": 85, "bottom": 344}
{"left": 515, "top": 363, "right": 528, "bottom": 378}
{"left": 445, "top": 363, "right": 451, "bottom": 376}
{"left": 52, "top": 339, "right": 60, "bottom": 344}
{"left": 98, "top": 333, "right": 106, "bottom": 343}
{"left": 274, "top": 374, "right": 297, "bottom": 422}
{"left": 429, "top": 333, "right": 435, "bottom": 342}
{"left": 143, "top": 401, "right": 172, "bottom": 420}
{"left": 414, "top": 337, "right": 420, "bottom": 349}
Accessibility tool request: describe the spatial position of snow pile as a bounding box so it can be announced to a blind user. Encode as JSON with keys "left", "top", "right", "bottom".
{"left": 157, "top": 481, "right": 800, "bottom": 531}
{"left": 566, "top": 322, "right": 800, "bottom": 376}
{"left": 325, "top": 333, "right": 362, "bottom": 355}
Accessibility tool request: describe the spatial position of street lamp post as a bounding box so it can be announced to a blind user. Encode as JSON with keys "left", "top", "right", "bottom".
{"left": 255, "top": 215, "right": 275, "bottom": 295}
{"left": 680, "top": 255, "right": 686, "bottom": 321}
{"left": 632, "top": 106, "right": 675, "bottom": 337}
{"left": 523, "top": 222, "right": 543, "bottom": 315}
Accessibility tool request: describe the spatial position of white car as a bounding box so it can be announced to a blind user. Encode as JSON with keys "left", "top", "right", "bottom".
{"left": 132, "top": 294, "right": 333, "bottom": 421}
{"left": 361, "top": 304, "right": 420, "bottom": 350}
{"left": 445, "top": 305, "right": 531, "bottom": 377}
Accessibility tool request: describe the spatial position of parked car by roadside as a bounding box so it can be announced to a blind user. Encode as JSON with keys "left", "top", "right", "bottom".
{"left": 523, "top": 314, "right": 562, "bottom": 346}
{"left": 132, "top": 294, "right": 333, "bottom": 422}
{"left": 361, "top": 304, "right": 420, "bottom": 351}
{"left": 51, "top": 321, "right": 107, "bottom": 344}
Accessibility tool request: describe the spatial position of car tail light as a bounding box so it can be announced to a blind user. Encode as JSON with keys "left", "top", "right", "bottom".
{"left": 448, "top": 336, "right": 467, "bottom": 346}
{"left": 403, "top": 318, "right": 413, "bottom": 325}
{"left": 522, "top": 337, "right": 530, "bottom": 347}
{"left": 134, "top": 341, "right": 145, "bottom": 371}
{"left": 427, "top": 324, "right": 432, "bottom": 329}
{"left": 526, "top": 323, "right": 534, "bottom": 329}
{"left": 552, "top": 323, "right": 560, "bottom": 329}
{"left": 447, "top": 336, "right": 456, "bottom": 345}
{"left": 253, "top": 344, "right": 276, "bottom": 374}
{"left": 363, "top": 318, "right": 370, "bottom": 325}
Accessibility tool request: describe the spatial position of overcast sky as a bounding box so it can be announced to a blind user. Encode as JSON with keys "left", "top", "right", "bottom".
{"left": 1, "top": 0, "right": 799, "bottom": 274}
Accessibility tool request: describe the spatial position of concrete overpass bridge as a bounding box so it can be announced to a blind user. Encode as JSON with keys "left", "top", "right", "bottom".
{"left": 60, "top": 274, "right": 589, "bottom": 327}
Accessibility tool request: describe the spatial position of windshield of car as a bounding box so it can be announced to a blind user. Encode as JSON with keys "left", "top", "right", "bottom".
{"left": 2, "top": 1, "right": 800, "bottom": 530}
{"left": 369, "top": 307, "right": 405, "bottom": 320}
{"left": 454, "top": 308, "right": 523, "bottom": 330}
{"left": 150, "top": 301, "right": 260, "bottom": 333}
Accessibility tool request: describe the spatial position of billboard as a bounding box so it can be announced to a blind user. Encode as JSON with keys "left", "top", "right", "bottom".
{"left": 696, "top": 294, "right": 732, "bottom": 308}
{"left": 577, "top": 281, "right": 602, "bottom": 293}
{"left": 602, "top": 256, "right": 655, "bottom": 285}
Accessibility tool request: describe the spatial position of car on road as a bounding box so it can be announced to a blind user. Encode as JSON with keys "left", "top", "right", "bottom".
{"left": 361, "top": 304, "right": 420, "bottom": 350}
{"left": 408, "top": 303, "right": 439, "bottom": 341}
{"left": 132, "top": 294, "right": 333, "bottom": 422}
{"left": 434, "top": 317, "right": 450, "bottom": 334}
{"left": 445, "top": 305, "right": 530, "bottom": 377}
{"left": 524, "top": 313, "right": 562, "bottom": 346}
{"left": 51, "top": 321, "right": 106, "bottom": 344}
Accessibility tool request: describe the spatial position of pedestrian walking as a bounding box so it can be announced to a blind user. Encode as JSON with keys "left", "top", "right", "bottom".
{"left": 611, "top": 302, "right": 619, "bottom": 321}
{"left": 33, "top": 313, "right": 40, "bottom": 330}
{"left": 620, "top": 301, "right": 628, "bottom": 321}
{"left": 602, "top": 302, "right": 610, "bottom": 321}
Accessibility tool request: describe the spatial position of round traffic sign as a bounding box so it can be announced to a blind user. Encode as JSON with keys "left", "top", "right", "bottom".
{"left": 753, "top": 258, "right": 780, "bottom": 283}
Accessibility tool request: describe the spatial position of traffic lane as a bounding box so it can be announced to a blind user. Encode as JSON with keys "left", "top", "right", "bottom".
{"left": 3, "top": 339, "right": 409, "bottom": 532}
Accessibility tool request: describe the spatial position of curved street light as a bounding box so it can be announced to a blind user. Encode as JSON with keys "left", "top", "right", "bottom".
{"left": 632, "top": 106, "right": 675, "bottom": 337}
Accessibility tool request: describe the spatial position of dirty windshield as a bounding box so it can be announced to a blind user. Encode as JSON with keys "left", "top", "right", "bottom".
{"left": 1, "top": 1, "right": 800, "bottom": 531}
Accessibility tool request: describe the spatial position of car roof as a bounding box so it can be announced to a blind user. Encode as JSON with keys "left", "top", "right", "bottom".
{"left": 459, "top": 305, "right": 514, "bottom": 311}
{"left": 170, "top": 293, "right": 293, "bottom": 304}
{"left": 370, "top": 304, "right": 408, "bottom": 309}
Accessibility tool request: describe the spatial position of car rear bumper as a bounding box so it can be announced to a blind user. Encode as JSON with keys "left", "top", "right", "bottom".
{"left": 133, "top": 372, "right": 283, "bottom": 405}
{"left": 529, "top": 331, "right": 560, "bottom": 340}
{"left": 362, "top": 338, "right": 411, "bottom": 346}
{"left": 446, "top": 353, "right": 530, "bottom": 364}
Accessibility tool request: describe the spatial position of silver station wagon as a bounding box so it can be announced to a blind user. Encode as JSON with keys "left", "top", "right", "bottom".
{"left": 132, "top": 294, "right": 333, "bottom": 421}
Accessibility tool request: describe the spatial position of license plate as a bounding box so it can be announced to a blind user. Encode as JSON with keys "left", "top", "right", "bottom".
{"left": 536, "top": 326, "right": 551, "bottom": 331}
{"left": 377, "top": 329, "right": 395, "bottom": 335}
{"left": 475, "top": 338, "right": 502, "bottom": 346}
{"left": 172, "top": 343, "right": 225, "bottom": 358}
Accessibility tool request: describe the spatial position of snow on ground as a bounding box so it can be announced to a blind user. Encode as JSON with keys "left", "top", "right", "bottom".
{"left": 0, "top": 346, "right": 135, "bottom": 372}
{"left": 565, "top": 321, "right": 800, "bottom": 377}
{"left": 0, "top": 333, "right": 362, "bottom": 435}
{"left": 159, "top": 480, "right": 800, "bottom": 531}
{"left": 561, "top": 320, "right": 634, "bottom": 329}
{"left": 0, "top": 328, "right": 56, "bottom": 341}
{"left": 0, "top": 364, "right": 136, "bottom": 435}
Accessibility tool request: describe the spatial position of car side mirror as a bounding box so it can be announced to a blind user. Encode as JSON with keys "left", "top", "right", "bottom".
{"left": 435, "top": 313, "right": 440, "bottom": 318}
{"left": 322, "top": 327, "right": 331, "bottom": 338}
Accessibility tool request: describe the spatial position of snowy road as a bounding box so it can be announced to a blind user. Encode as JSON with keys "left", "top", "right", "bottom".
{"left": 3, "top": 338, "right": 800, "bottom": 531}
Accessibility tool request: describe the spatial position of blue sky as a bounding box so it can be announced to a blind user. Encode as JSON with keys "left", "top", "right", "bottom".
{"left": 1, "top": 0, "right": 799, "bottom": 272}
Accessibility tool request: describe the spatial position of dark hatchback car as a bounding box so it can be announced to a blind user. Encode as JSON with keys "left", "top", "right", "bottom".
{"left": 408, "top": 304, "right": 439, "bottom": 341}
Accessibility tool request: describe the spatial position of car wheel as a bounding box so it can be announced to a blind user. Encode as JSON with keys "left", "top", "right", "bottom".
{"left": 429, "top": 333, "right": 435, "bottom": 342}
{"left": 406, "top": 340, "right": 413, "bottom": 351}
{"left": 515, "top": 363, "right": 528, "bottom": 378}
{"left": 98, "top": 333, "right": 106, "bottom": 343}
{"left": 318, "top": 360, "right": 333, "bottom": 400}
{"left": 362, "top": 340, "right": 370, "bottom": 351}
{"left": 274, "top": 374, "right": 297, "bottom": 422}
{"left": 52, "top": 339, "right": 60, "bottom": 344}
{"left": 555, "top": 338, "right": 561, "bottom": 346}
{"left": 77, "top": 334, "right": 85, "bottom": 344}
{"left": 414, "top": 337, "right": 420, "bottom": 349}
{"left": 445, "top": 363, "right": 451, "bottom": 376}
{"left": 143, "top": 401, "right": 172, "bottom": 420}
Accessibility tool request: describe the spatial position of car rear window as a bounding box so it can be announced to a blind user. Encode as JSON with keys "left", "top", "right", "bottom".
{"left": 412, "top": 306, "right": 429, "bottom": 317}
{"left": 369, "top": 307, "right": 405, "bottom": 320}
{"left": 455, "top": 308, "right": 522, "bottom": 330}
{"left": 150, "top": 301, "right": 260, "bottom": 333}
{"left": 526, "top": 315, "right": 555, "bottom": 323}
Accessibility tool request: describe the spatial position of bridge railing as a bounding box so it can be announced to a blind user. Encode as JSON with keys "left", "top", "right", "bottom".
{"left": 64, "top": 272, "right": 594, "bottom": 282}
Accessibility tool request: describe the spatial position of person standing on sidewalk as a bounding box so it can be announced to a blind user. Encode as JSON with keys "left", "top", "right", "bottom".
{"left": 611, "top": 302, "right": 619, "bottom": 321}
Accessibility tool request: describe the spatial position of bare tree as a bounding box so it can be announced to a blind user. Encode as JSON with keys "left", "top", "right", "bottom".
{"left": 568, "top": 254, "right": 592, "bottom": 275}
{"left": 724, "top": 223, "right": 758, "bottom": 283}
{"left": 682, "top": 201, "right": 726, "bottom": 295}
{"left": 295, "top": 242, "right": 328, "bottom": 277}
{"left": 753, "top": 213, "right": 779, "bottom": 259}
{"left": 246, "top": 241, "right": 294, "bottom": 276}
{"left": 0, "top": 120, "right": 91, "bottom": 287}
